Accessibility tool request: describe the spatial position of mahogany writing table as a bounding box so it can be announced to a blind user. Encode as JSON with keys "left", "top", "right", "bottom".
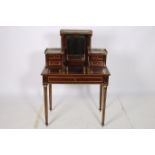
{"left": 41, "top": 48, "right": 110, "bottom": 126}
{"left": 41, "top": 29, "right": 110, "bottom": 126}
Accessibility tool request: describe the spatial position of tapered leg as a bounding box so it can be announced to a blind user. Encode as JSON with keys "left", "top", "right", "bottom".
{"left": 101, "top": 85, "right": 107, "bottom": 126}
{"left": 99, "top": 84, "right": 102, "bottom": 111}
{"left": 49, "top": 84, "right": 52, "bottom": 110}
{"left": 43, "top": 84, "right": 48, "bottom": 126}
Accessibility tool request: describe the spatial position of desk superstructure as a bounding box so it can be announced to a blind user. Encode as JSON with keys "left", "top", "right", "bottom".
{"left": 41, "top": 29, "right": 110, "bottom": 126}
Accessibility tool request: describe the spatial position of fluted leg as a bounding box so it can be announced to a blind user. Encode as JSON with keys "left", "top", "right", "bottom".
{"left": 43, "top": 84, "right": 48, "bottom": 126}
{"left": 101, "top": 85, "right": 107, "bottom": 126}
{"left": 49, "top": 84, "right": 52, "bottom": 110}
{"left": 99, "top": 84, "right": 102, "bottom": 111}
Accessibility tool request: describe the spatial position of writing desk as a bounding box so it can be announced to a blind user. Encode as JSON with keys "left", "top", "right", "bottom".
{"left": 41, "top": 29, "right": 110, "bottom": 126}
{"left": 41, "top": 48, "right": 110, "bottom": 126}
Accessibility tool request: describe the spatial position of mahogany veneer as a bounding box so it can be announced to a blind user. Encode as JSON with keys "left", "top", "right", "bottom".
{"left": 41, "top": 29, "right": 110, "bottom": 126}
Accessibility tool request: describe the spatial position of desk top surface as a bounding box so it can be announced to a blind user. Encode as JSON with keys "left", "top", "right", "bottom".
{"left": 45, "top": 48, "right": 107, "bottom": 55}
{"left": 41, "top": 66, "right": 110, "bottom": 76}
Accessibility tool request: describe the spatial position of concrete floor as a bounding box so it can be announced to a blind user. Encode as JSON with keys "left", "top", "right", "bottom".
{"left": 0, "top": 92, "right": 155, "bottom": 129}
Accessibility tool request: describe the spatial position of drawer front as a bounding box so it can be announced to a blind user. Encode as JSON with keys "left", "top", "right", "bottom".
{"left": 47, "top": 76, "right": 103, "bottom": 83}
{"left": 47, "top": 60, "right": 63, "bottom": 67}
{"left": 89, "top": 61, "right": 104, "bottom": 67}
{"left": 47, "top": 54, "right": 63, "bottom": 60}
{"left": 89, "top": 54, "right": 105, "bottom": 61}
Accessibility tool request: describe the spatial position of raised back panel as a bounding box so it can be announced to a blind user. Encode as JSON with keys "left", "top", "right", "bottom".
{"left": 60, "top": 29, "right": 92, "bottom": 67}
{"left": 66, "top": 35, "right": 86, "bottom": 55}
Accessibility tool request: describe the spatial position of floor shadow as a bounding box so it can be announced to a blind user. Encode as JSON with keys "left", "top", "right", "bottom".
{"left": 105, "top": 111, "right": 124, "bottom": 125}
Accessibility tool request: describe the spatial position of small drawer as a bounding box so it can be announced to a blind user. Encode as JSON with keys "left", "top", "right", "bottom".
{"left": 89, "top": 61, "right": 104, "bottom": 67}
{"left": 47, "top": 54, "right": 63, "bottom": 60}
{"left": 47, "top": 60, "right": 63, "bottom": 67}
{"left": 89, "top": 54, "right": 104, "bottom": 61}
